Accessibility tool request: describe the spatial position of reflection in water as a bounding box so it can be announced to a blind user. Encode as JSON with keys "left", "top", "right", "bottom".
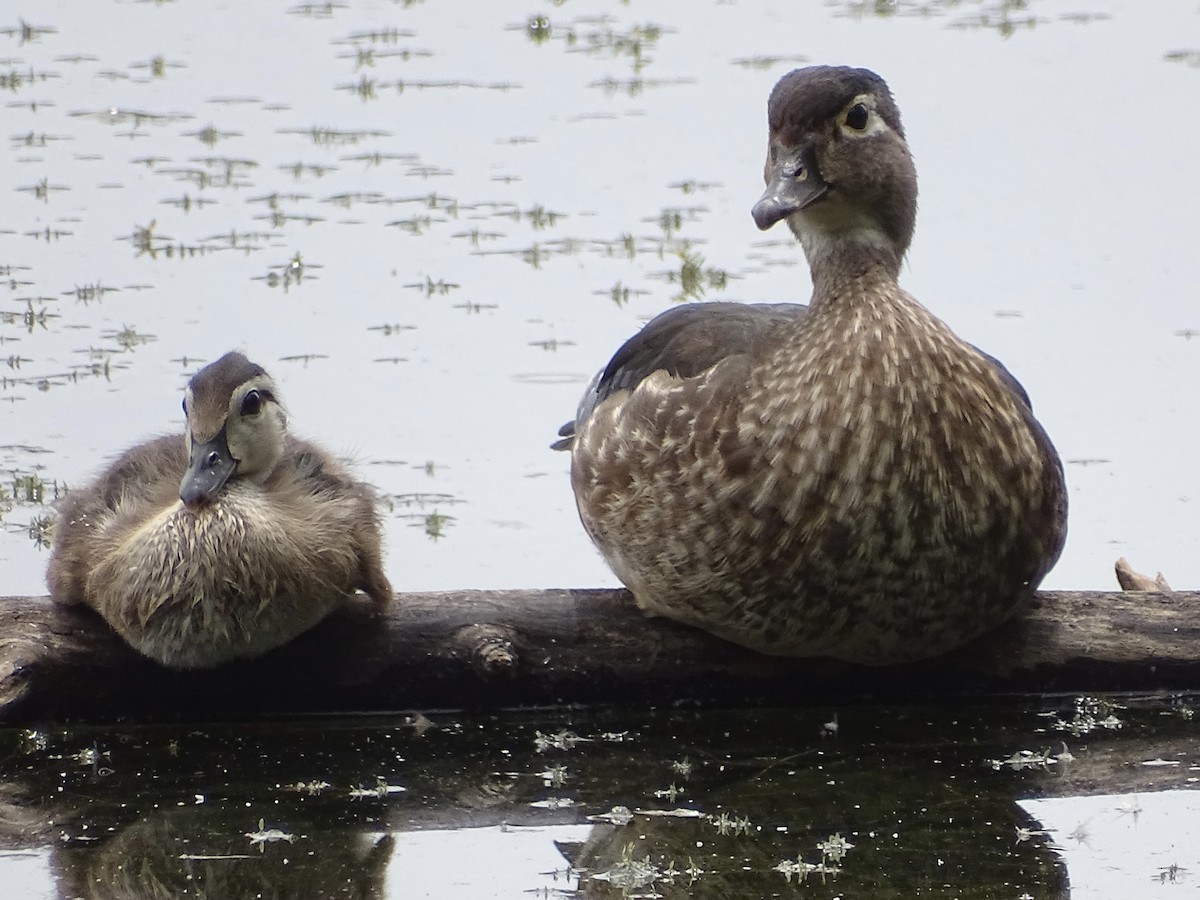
{"left": 1, "top": 0, "right": 1200, "bottom": 894}
{"left": 21, "top": 699, "right": 1200, "bottom": 897}
{"left": 53, "top": 813, "right": 393, "bottom": 900}
{"left": 1022, "top": 791, "right": 1200, "bottom": 897}
{"left": 0, "top": 697, "right": 1196, "bottom": 895}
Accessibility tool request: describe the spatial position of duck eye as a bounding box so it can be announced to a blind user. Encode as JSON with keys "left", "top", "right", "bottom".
{"left": 181, "top": 398, "right": 188, "bottom": 416}
{"left": 845, "top": 103, "right": 869, "bottom": 131}
{"left": 240, "top": 390, "right": 262, "bottom": 416}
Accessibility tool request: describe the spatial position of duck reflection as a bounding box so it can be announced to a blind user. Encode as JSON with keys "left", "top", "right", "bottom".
{"left": 51, "top": 809, "right": 393, "bottom": 900}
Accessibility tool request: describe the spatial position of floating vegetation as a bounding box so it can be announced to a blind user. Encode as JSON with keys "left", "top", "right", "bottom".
{"left": 588, "top": 805, "right": 634, "bottom": 826}
{"left": 421, "top": 509, "right": 453, "bottom": 540}
{"left": 987, "top": 746, "right": 1069, "bottom": 772}
{"left": 340, "top": 26, "right": 418, "bottom": 45}
{"left": 348, "top": 776, "right": 407, "bottom": 799}
{"left": 183, "top": 123, "right": 242, "bottom": 147}
{"left": 102, "top": 324, "right": 155, "bottom": 352}
{"left": 367, "top": 322, "right": 416, "bottom": 337}
{"left": 129, "top": 55, "right": 185, "bottom": 79}
{"left": 279, "top": 160, "right": 338, "bottom": 180}
{"left": 657, "top": 246, "right": 729, "bottom": 303}
{"left": 125, "top": 219, "right": 184, "bottom": 259}
{"left": 379, "top": 490, "right": 462, "bottom": 541}
{"left": 11, "top": 130, "right": 68, "bottom": 149}
{"left": 731, "top": 54, "right": 810, "bottom": 70}
{"left": 1047, "top": 695, "right": 1125, "bottom": 737}
{"left": 524, "top": 15, "right": 552, "bottom": 45}
{"left": 245, "top": 818, "right": 296, "bottom": 851}
{"left": 451, "top": 300, "right": 498, "bottom": 315}
{"left": 66, "top": 281, "right": 119, "bottom": 304}
{"left": 528, "top": 337, "right": 576, "bottom": 352}
{"left": 402, "top": 275, "right": 459, "bottom": 296}
{"left": 601, "top": 280, "right": 649, "bottom": 307}
{"left": 283, "top": 780, "right": 331, "bottom": 795}
{"left": 1164, "top": 49, "right": 1200, "bottom": 68}
{"left": 509, "top": 204, "right": 564, "bottom": 231}
{"left": 16, "top": 177, "right": 68, "bottom": 203}
{"left": 276, "top": 125, "right": 391, "bottom": 147}
{"left": 285, "top": 1, "right": 349, "bottom": 19}
{"left": 589, "top": 842, "right": 665, "bottom": 892}
{"left": 278, "top": 353, "right": 330, "bottom": 366}
{"left": 381, "top": 490, "right": 459, "bottom": 508}
{"left": 534, "top": 729, "right": 590, "bottom": 753}
{"left": 0, "top": 19, "right": 58, "bottom": 44}
{"left": 589, "top": 75, "right": 695, "bottom": 98}
{"left": 161, "top": 192, "right": 218, "bottom": 213}
{"left": 529, "top": 796, "right": 577, "bottom": 809}
{"left": 68, "top": 107, "right": 191, "bottom": 128}
{"left": 257, "top": 252, "right": 320, "bottom": 291}
{"left": 199, "top": 228, "right": 274, "bottom": 254}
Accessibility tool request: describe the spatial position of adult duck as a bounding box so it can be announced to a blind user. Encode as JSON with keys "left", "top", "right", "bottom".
{"left": 554, "top": 66, "right": 1067, "bottom": 663}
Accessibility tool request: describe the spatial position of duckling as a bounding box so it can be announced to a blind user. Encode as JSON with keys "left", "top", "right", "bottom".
{"left": 555, "top": 66, "right": 1067, "bottom": 664}
{"left": 47, "top": 351, "right": 393, "bottom": 669}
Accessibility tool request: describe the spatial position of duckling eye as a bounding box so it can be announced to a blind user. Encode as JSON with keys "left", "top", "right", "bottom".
{"left": 181, "top": 398, "right": 188, "bottom": 416}
{"left": 844, "top": 103, "right": 869, "bottom": 131}
{"left": 240, "top": 390, "right": 263, "bottom": 416}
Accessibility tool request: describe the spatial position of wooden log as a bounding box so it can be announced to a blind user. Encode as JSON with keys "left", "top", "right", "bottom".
{"left": 1, "top": 588, "right": 1199, "bottom": 723}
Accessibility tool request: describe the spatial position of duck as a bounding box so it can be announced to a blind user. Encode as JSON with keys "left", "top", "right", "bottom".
{"left": 47, "top": 351, "right": 393, "bottom": 669}
{"left": 554, "top": 65, "right": 1067, "bottom": 664}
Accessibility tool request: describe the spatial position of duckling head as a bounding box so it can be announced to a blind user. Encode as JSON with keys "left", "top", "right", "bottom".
{"left": 751, "top": 66, "right": 917, "bottom": 276}
{"left": 179, "top": 352, "right": 287, "bottom": 509}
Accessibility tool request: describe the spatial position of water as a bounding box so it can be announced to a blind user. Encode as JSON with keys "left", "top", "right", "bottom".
{"left": 2, "top": 0, "right": 1199, "bottom": 895}
{"left": 2, "top": 696, "right": 1198, "bottom": 898}
{"left": 2, "top": 0, "right": 1199, "bottom": 596}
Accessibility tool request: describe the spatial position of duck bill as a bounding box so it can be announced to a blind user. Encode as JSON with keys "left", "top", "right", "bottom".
{"left": 752, "top": 145, "right": 828, "bottom": 230}
{"left": 180, "top": 430, "right": 237, "bottom": 508}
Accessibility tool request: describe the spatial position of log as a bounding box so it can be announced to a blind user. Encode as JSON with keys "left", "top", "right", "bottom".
{"left": 2, "top": 587, "right": 1200, "bottom": 723}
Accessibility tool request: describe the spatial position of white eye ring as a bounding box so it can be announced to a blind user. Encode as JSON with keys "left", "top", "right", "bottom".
{"left": 844, "top": 102, "right": 870, "bottom": 131}
{"left": 838, "top": 94, "right": 886, "bottom": 137}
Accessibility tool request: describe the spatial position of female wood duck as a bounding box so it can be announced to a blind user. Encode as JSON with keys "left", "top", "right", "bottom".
{"left": 555, "top": 66, "right": 1067, "bottom": 663}
{"left": 47, "top": 351, "right": 393, "bottom": 669}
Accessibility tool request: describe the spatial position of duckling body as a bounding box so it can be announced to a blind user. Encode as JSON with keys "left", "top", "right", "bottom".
{"left": 557, "top": 66, "right": 1067, "bottom": 664}
{"left": 47, "top": 352, "right": 392, "bottom": 669}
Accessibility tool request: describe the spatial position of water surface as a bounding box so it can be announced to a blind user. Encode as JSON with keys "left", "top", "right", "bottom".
{"left": 2, "top": 1, "right": 1199, "bottom": 897}
{"left": 2, "top": 696, "right": 1197, "bottom": 898}
{"left": 1, "top": 0, "right": 1198, "bottom": 595}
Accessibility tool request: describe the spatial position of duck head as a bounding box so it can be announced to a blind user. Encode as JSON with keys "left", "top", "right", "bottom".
{"left": 752, "top": 66, "right": 918, "bottom": 274}
{"left": 179, "top": 352, "right": 287, "bottom": 509}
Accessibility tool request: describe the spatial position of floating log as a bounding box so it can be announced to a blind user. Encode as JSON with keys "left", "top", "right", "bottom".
{"left": 1, "top": 586, "right": 1199, "bottom": 723}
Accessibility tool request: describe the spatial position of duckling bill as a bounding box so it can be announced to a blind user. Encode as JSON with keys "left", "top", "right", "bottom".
{"left": 47, "top": 351, "right": 393, "bottom": 669}
{"left": 555, "top": 66, "right": 1067, "bottom": 664}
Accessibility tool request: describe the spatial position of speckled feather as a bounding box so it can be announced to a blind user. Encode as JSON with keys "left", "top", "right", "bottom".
{"left": 558, "top": 66, "right": 1067, "bottom": 663}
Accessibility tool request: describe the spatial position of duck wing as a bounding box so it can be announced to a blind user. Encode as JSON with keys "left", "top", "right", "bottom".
{"left": 552, "top": 301, "right": 806, "bottom": 450}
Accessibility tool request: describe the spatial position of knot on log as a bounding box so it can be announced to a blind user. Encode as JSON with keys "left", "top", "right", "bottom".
{"left": 452, "top": 625, "right": 518, "bottom": 679}
{"left": 0, "top": 652, "right": 33, "bottom": 718}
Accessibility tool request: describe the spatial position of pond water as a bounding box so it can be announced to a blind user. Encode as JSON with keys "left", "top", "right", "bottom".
{"left": 1, "top": 0, "right": 1199, "bottom": 896}
{"left": 2, "top": 696, "right": 1199, "bottom": 899}
{"left": 2, "top": 0, "right": 1199, "bottom": 596}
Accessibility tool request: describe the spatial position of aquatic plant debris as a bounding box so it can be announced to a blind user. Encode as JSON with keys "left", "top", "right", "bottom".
{"left": 1044, "top": 695, "right": 1126, "bottom": 736}
{"left": 588, "top": 805, "right": 634, "bottom": 826}
{"left": 774, "top": 831, "right": 853, "bottom": 884}
{"left": 245, "top": 818, "right": 297, "bottom": 851}
{"left": 348, "top": 776, "right": 407, "bottom": 798}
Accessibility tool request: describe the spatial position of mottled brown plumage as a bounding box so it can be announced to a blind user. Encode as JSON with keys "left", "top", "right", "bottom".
{"left": 47, "top": 352, "right": 393, "bottom": 669}
{"left": 556, "top": 66, "right": 1067, "bottom": 664}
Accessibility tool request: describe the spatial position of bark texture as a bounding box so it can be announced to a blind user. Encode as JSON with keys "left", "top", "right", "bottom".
{"left": 1, "top": 588, "right": 1198, "bottom": 723}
